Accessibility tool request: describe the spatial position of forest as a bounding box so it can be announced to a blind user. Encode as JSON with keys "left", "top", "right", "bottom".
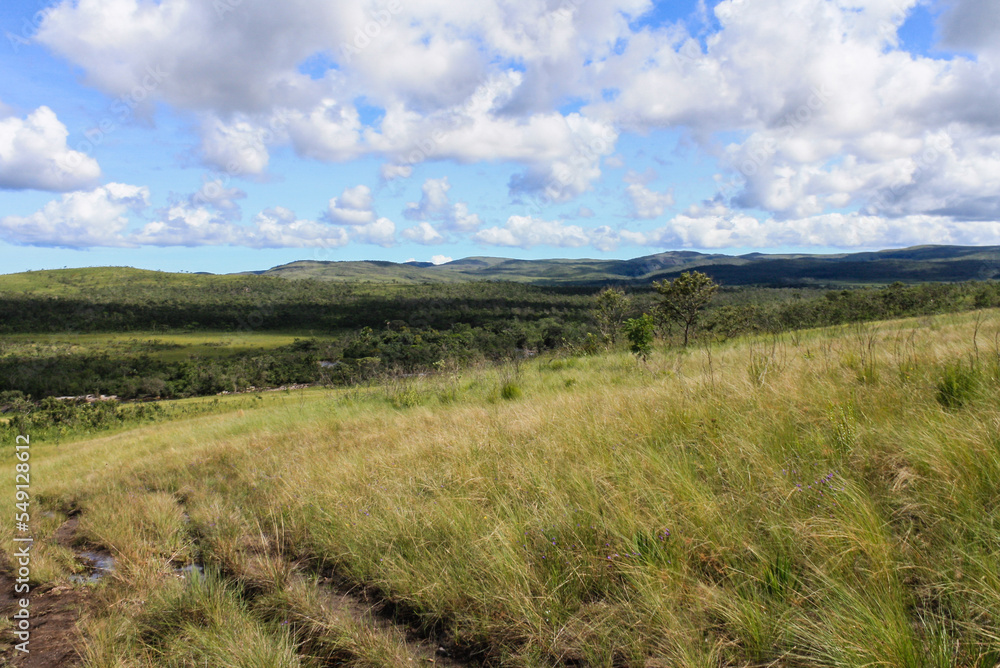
{"left": 2, "top": 271, "right": 1000, "bottom": 408}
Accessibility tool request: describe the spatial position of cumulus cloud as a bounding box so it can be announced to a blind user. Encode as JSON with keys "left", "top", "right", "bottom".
{"left": 472, "top": 215, "right": 651, "bottom": 252}
{"left": 0, "top": 106, "right": 101, "bottom": 191}
{"left": 0, "top": 183, "right": 147, "bottom": 248}
{"left": 199, "top": 115, "right": 271, "bottom": 175}
{"left": 626, "top": 183, "right": 674, "bottom": 219}
{"left": 351, "top": 217, "right": 396, "bottom": 246}
{"left": 34, "top": 0, "right": 625, "bottom": 198}
{"left": 632, "top": 204, "right": 1000, "bottom": 250}
{"left": 380, "top": 163, "right": 413, "bottom": 180}
{"left": 403, "top": 177, "right": 481, "bottom": 234}
{"left": 937, "top": 0, "right": 1000, "bottom": 56}
{"left": 584, "top": 0, "right": 1000, "bottom": 223}
{"left": 285, "top": 99, "right": 362, "bottom": 162}
{"left": 1, "top": 182, "right": 394, "bottom": 249}
{"left": 26, "top": 0, "right": 1000, "bottom": 246}
{"left": 137, "top": 204, "right": 360, "bottom": 249}
{"left": 401, "top": 221, "right": 445, "bottom": 245}
{"left": 327, "top": 185, "right": 376, "bottom": 225}
{"left": 246, "top": 207, "right": 351, "bottom": 248}
{"left": 134, "top": 203, "right": 240, "bottom": 247}
{"left": 430, "top": 254, "right": 453, "bottom": 265}
{"left": 473, "top": 215, "right": 591, "bottom": 249}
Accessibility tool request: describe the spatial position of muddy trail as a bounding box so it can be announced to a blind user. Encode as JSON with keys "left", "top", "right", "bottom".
{"left": 299, "top": 574, "right": 475, "bottom": 667}
{"left": 221, "top": 537, "right": 480, "bottom": 666}
{"left": 0, "top": 518, "right": 97, "bottom": 668}
{"left": 1, "top": 514, "right": 483, "bottom": 667}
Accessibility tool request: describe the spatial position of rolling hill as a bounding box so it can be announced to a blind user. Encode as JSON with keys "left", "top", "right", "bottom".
{"left": 252, "top": 244, "right": 1000, "bottom": 286}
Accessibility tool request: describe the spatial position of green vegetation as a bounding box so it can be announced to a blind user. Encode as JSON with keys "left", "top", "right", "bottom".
{"left": 653, "top": 270, "right": 719, "bottom": 346}
{"left": 5, "top": 310, "right": 1000, "bottom": 666}
{"left": 593, "top": 286, "right": 633, "bottom": 344}
{"left": 255, "top": 244, "right": 1000, "bottom": 285}
{"left": 623, "top": 313, "right": 656, "bottom": 360}
{"left": 2, "top": 267, "right": 1000, "bottom": 415}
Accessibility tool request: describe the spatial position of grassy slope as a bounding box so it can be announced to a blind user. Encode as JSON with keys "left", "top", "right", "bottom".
{"left": 5, "top": 311, "right": 1000, "bottom": 666}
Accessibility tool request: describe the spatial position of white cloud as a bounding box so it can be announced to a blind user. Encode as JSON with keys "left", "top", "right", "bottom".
{"left": 380, "top": 163, "right": 413, "bottom": 180}
{"left": 473, "top": 215, "right": 591, "bottom": 249}
{"left": 34, "top": 0, "right": 625, "bottom": 199}
{"left": 189, "top": 178, "right": 247, "bottom": 218}
{"left": 135, "top": 204, "right": 354, "bottom": 249}
{"left": 351, "top": 217, "right": 396, "bottom": 247}
{"left": 583, "top": 0, "right": 1000, "bottom": 222}
{"left": 430, "top": 254, "right": 452, "bottom": 265}
{"left": 401, "top": 221, "right": 445, "bottom": 245}
{"left": 134, "top": 202, "right": 241, "bottom": 246}
{"left": 199, "top": 115, "right": 271, "bottom": 175}
{"left": 246, "top": 207, "right": 351, "bottom": 248}
{"left": 27, "top": 0, "right": 1000, "bottom": 240}
{"left": 0, "top": 183, "right": 148, "bottom": 248}
{"left": 632, "top": 204, "right": 1000, "bottom": 250}
{"left": 626, "top": 183, "right": 674, "bottom": 219}
{"left": 403, "top": 177, "right": 481, "bottom": 233}
{"left": 285, "top": 99, "right": 362, "bottom": 162}
{"left": 327, "top": 184, "right": 376, "bottom": 225}
{"left": 0, "top": 106, "right": 101, "bottom": 191}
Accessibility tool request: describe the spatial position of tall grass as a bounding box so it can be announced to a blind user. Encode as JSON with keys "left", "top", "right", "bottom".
{"left": 6, "top": 310, "right": 1000, "bottom": 666}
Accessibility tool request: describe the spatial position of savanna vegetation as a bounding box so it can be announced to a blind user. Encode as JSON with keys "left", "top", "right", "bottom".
{"left": 3, "top": 267, "right": 1000, "bottom": 409}
{"left": 3, "top": 307, "right": 1000, "bottom": 666}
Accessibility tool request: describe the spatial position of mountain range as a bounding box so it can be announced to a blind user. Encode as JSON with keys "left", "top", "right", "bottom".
{"left": 247, "top": 245, "right": 1000, "bottom": 286}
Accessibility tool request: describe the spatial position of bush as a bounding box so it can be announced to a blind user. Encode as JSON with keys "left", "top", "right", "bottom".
{"left": 936, "top": 361, "right": 980, "bottom": 409}
{"left": 500, "top": 382, "right": 523, "bottom": 400}
{"left": 623, "top": 314, "right": 656, "bottom": 360}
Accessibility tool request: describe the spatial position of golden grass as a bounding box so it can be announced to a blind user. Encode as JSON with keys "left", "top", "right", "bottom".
{"left": 5, "top": 310, "right": 1000, "bottom": 666}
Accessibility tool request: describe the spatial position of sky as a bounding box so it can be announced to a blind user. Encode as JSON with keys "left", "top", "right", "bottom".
{"left": 0, "top": 0, "right": 999, "bottom": 274}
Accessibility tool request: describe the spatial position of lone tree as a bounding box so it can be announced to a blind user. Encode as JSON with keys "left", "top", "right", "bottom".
{"left": 593, "top": 287, "right": 632, "bottom": 344}
{"left": 653, "top": 271, "right": 718, "bottom": 346}
{"left": 623, "top": 314, "right": 655, "bottom": 361}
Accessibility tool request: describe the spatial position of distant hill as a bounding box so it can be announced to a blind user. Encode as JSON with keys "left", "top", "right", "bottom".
{"left": 2, "top": 246, "right": 998, "bottom": 291}
{"left": 251, "top": 245, "right": 1000, "bottom": 286}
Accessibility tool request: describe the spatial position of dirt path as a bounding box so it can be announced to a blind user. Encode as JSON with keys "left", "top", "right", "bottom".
{"left": 2, "top": 513, "right": 483, "bottom": 667}
{"left": 0, "top": 519, "right": 89, "bottom": 668}
{"left": 0, "top": 574, "right": 86, "bottom": 668}
{"left": 313, "top": 577, "right": 472, "bottom": 666}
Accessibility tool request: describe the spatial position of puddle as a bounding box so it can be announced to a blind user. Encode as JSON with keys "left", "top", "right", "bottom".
{"left": 70, "top": 551, "right": 116, "bottom": 584}
{"left": 175, "top": 563, "right": 204, "bottom": 578}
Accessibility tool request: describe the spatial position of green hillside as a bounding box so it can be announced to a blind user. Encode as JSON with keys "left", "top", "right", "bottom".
{"left": 253, "top": 245, "right": 1000, "bottom": 286}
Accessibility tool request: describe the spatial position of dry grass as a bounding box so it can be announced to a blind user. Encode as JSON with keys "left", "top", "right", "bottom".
{"left": 5, "top": 310, "right": 1000, "bottom": 666}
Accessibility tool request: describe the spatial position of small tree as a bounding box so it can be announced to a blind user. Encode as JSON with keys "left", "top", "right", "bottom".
{"left": 653, "top": 271, "right": 718, "bottom": 346}
{"left": 623, "top": 314, "right": 655, "bottom": 361}
{"left": 593, "top": 287, "right": 632, "bottom": 344}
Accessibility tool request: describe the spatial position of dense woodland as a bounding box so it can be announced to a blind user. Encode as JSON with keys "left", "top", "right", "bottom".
{"left": 2, "top": 273, "right": 1000, "bottom": 412}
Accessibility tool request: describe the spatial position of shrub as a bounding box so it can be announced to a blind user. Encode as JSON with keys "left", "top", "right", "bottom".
{"left": 936, "top": 361, "right": 980, "bottom": 409}
{"left": 623, "top": 314, "right": 656, "bottom": 360}
{"left": 500, "top": 382, "right": 523, "bottom": 400}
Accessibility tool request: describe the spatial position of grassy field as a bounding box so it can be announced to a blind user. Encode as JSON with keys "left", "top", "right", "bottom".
{"left": 0, "top": 331, "right": 336, "bottom": 364}
{"left": 4, "top": 310, "right": 1000, "bottom": 666}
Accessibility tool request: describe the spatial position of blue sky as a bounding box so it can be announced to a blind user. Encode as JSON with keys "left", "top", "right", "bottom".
{"left": 1, "top": 0, "right": 999, "bottom": 274}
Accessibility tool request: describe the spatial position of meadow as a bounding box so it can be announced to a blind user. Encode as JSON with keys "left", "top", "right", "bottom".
{"left": 3, "top": 309, "right": 999, "bottom": 666}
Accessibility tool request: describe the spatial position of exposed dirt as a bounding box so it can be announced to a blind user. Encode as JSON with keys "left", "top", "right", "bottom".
{"left": 0, "top": 518, "right": 93, "bottom": 667}
{"left": 0, "top": 574, "right": 86, "bottom": 667}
